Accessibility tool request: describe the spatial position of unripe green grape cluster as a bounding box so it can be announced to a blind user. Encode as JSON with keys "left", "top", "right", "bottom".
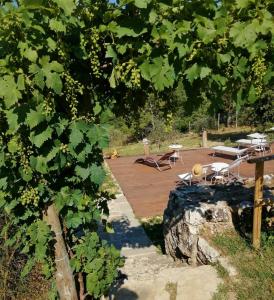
{"left": 42, "top": 95, "right": 54, "bottom": 116}
{"left": 90, "top": 28, "right": 101, "bottom": 78}
{"left": 187, "top": 48, "right": 198, "bottom": 61}
{"left": 251, "top": 56, "right": 266, "bottom": 96}
{"left": 114, "top": 59, "right": 141, "bottom": 88}
{"left": 17, "top": 139, "right": 33, "bottom": 175}
{"left": 21, "top": 187, "right": 39, "bottom": 206}
{"left": 59, "top": 143, "right": 68, "bottom": 153}
{"left": 64, "top": 73, "right": 83, "bottom": 121}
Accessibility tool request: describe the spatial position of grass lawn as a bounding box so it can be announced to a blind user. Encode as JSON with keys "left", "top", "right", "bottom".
{"left": 106, "top": 126, "right": 263, "bottom": 157}
{"left": 212, "top": 230, "right": 274, "bottom": 300}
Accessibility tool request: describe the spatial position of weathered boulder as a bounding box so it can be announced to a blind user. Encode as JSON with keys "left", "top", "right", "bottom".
{"left": 163, "top": 184, "right": 255, "bottom": 265}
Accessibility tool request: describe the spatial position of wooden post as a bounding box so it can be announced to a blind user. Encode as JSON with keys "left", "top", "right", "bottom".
{"left": 217, "top": 113, "right": 220, "bottom": 131}
{"left": 253, "top": 161, "right": 264, "bottom": 249}
{"left": 247, "top": 154, "right": 274, "bottom": 249}
{"left": 202, "top": 130, "right": 207, "bottom": 148}
{"left": 44, "top": 204, "right": 78, "bottom": 300}
{"left": 142, "top": 138, "right": 150, "bottom": 156}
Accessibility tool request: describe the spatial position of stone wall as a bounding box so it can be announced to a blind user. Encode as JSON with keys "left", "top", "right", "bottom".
{"left": 163, "top": 184, "right": 257, "bottom": 265}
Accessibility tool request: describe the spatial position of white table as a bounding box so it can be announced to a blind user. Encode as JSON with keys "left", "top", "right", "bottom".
{"left": 211, "top": 162, "right": 229, "bottom": 173}
{"left": 169, "top": 144, "right": 183, "bottom": 163}
{"left": 247, "top": 133, "right": 267, "bottom": 139}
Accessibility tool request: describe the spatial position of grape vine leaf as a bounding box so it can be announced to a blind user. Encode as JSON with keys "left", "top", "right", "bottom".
{"left": 0, "top": 75, "right": 22, "bottom": 108}
{"left": 53, "top": 0, "right": 76, "bottom": 15}
{"left": 90, "top": 164, "right": 105, "bottom": 185}
{"left": 75, "top": 165, "right": 90, "bottom": 180}
{"left": 30, "top": 127, "right": 53, "bottom": 148}
{"left": 46, "top": 72, "right": 62, "bottom": 94}
{"left": 26, "top": 109, "right": 45, "bottom": 129}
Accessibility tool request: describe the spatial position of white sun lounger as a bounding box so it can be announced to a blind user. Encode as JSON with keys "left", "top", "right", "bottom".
{"left": 236, "top": 139, "right": 267, "bottom": 146}
{"left": 212, "top": 145, "right": 256, "bottom": 158}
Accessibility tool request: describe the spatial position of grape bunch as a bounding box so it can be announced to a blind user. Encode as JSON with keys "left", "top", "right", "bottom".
{"left": 21, "top": 187, "right": 39, "bottom": 206}
{"left": 64, "top": 73, "right": 82, "bottom": 120}
{"left": 42, "top": 94, "right": 54, "bottom": 116}
{"left": 251, "top": 56, "right": 267, "bottom": 96}
{"left": 90, "top": 27, "right": 101, "bottom": 78}
{"left": 114, "top": 59, "right": 141, "bottom": 88}
{"left": 59, "top": 143, "right": 68, "bottom": 153}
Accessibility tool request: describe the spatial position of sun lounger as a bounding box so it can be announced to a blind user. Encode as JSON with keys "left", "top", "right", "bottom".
{"left": 212, "top": 145, "right": 256, "bottom": 158}
{"left": 134, "top": 151, "right": 175, "bottom": 171}
{"left": 236, "top": 139, "right": 267, "bottom": 146}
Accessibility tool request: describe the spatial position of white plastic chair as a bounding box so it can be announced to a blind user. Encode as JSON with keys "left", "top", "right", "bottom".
{"left": 211, "top": 155, "right": 248, "bottom": 184}
{"left": 178, "top": 164, "right": 212, "bottom": 186}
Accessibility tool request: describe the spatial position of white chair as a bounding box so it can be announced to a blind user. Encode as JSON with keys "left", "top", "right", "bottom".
{"left": 178, "top": 164, "right": 212, "bottom": 186}
{"left": 210, "top": 155, "right": 248, "bottom": 184}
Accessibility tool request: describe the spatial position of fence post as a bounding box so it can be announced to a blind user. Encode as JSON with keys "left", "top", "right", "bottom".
{"left": 143, "top": 138, "right": 150, "bottom": 156}
{"left": 253, "top": 161, "right": 264, "bottom": 249}
{"left": 202, "top": 130, "right": 208, "bottom": 148}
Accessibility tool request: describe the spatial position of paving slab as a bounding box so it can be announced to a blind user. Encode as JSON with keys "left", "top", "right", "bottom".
{"left": 105, "top": 193, "right": 222, "bottom": 300}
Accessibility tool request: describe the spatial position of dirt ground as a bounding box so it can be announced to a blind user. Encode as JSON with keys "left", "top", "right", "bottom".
{"left": 107, "top": 148, "right": 274, "bottom": 218}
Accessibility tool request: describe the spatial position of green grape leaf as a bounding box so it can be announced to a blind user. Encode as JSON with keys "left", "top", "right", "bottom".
{"left": 69, "top": 124, "right": 84, "bottom": 148}
{"left": 184, "top": 63, "right": 200, "bottom": 83}
{"left": 17, "top": 74, "right": 25, "bottom": 91}
{"left": 75, "top": 165, "right": 90, "bottom": 180}
{"left": 248, "top": 84, "right": 257, "bottom": 103}
{"left": 236, "top": 0, "right": 255, "bottom": 9}
{"left": 0, "top": 75, "right": 22, "bottom": 108}
{"left": 53, "top": 0, "right": 76, "bottom": 15}
{"left": 134, "top": 0, "right": 150, "bottom": 9}
{"left": 90, "top": 164, "right": 105, "bottom": 185}
{"left": 86, "top": 273, "right": 99, "bottom": 296}
{"left": 47, "top": 37, "right": 57, "bottom": 51}
{"left": 49, "top": 19, "right": 66, "bottom": 32}
{"left": 5, "top": 109, "right": 19, "bottom": 134}
{"left": 26, "top": 109, "right": 45, "bottom": 129}
{"left": 55, "top": 187, "right": 70, "bottom": 212}
{"left": 30, "top": 156, "right": 48, "bottom": 174}
{"left": 200, "top": 67, "right": 212, "bottom": 79}
{"left": 30, "top": 127, "right": 53, "bottom": 148}
{"left": 24, "top": 48, "right": 38, "bottom": 62}
{"left": 46, "top": 72, "right": 62, "bottom": 94}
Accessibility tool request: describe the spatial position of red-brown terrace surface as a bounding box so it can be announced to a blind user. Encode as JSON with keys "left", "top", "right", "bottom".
{"left": 107, "top": 148, "right": 274, "bottom": 218}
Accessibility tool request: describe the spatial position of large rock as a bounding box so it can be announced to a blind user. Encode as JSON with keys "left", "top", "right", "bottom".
{"left": 163, "top": 184, "right": 254, "bottom": 265}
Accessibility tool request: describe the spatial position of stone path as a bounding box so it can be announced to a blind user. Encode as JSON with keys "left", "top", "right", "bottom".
{"left": 105, "top": 193, "right": 222, "bottom": 300}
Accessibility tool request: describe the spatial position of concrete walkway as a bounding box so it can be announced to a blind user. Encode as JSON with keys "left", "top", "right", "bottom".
{"left": 105, "top": 193, "right": 222, "bottom": 300}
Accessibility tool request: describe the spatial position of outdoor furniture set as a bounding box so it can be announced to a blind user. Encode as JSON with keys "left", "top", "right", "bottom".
{"left": 177, "top": 155, "right": 248, "bottom": 186}
{"left": 212, "top": 132, "right": 272, "bottom": 158}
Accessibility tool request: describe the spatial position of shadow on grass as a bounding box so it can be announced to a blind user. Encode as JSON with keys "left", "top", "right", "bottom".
{"left": 140, "top": 217, "right": 165, "bottom": 254}
{"left": 208, "top": 131, "right": 249, "bottom": 143}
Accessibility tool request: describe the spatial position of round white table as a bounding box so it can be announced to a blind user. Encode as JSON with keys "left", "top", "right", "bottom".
{"left": 168, "top": 144, "right": 183, "bottom": 163}
{"left": 211, "top": 162, "right": 229, "bottom": 173}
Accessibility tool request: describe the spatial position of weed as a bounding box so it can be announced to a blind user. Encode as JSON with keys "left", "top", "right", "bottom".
{"left": 165, "top": 282, "right": 178, "bottom": 300}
